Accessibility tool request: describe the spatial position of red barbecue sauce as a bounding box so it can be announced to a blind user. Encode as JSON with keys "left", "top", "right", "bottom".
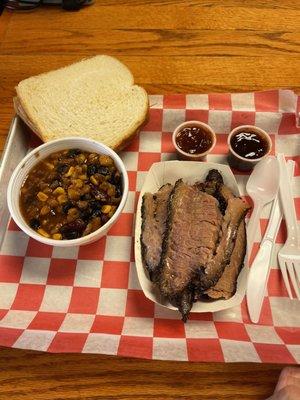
{"left": 176, "top": 126, "right": 213, "bottom": 155}
{"left": 230, "top": 131, "right": 269, "bottom": 160}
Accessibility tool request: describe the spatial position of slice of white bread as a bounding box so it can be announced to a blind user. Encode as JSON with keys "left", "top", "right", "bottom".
{"left": 15, "top": 55, "right": 149, "bottom": 151}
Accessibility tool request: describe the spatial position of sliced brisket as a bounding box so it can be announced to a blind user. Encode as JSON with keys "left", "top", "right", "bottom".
{"left": 159, "top": 180, "right": 222, "bottom": 320}
{"left": 195, "top": 195, "right": 250, "bottom": 292}
{"left": 205, "top": 220, "right": 246, "bottom": 299}
{"left": 141, "top": 184, "right": 173, "bottom": 281}
{"left": 140, "top": 169, "right": 250, "bottom": 320}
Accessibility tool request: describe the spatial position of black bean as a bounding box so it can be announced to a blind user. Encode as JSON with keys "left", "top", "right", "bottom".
{"left": 29, "top": 218, "right": 40, "bottom": 230}
{"left": 115, "top": 184, "right": 122, "bottom": 198}
{"left": 60, "top": 219, "right": 86, "bottom": 240}
{"left": 110, "top": 196, "right": 121, "bottom": 204}
{"left": 92, "top": 209, "right": 102, "bottom": 218}
{"left": 101, "top": 214, "right": 109, "bottom": 225}
{"left": 62, "top": 202, "right": 73, "bottom": 214}
{"left": 80, "top": 210, "right": 92, "bottom": 222}
{"left": 110, "top": 171, "right": 121, "bottom": 184}
{"left": 62, "top": 231, "right": 79, "bottom": 240}
{"left": 98, "top": 166, "right": 110, "bottom": 176}
{"left": 87, "top": 164, "right": 97, "bottom": 176}
{"left": 50, "top": 179, "right": 61, "bottom": 189}
{"left": 89, "top": 200, "right": 102, "bottom": 212}
{"left": 67, "top": 149, "right": 81, "bottom": 158}
{"left": 57, "top": 164, "right": 68, "bottom": 174}
{"left": 81, "top": 193, "right": 92, "bottom": 201}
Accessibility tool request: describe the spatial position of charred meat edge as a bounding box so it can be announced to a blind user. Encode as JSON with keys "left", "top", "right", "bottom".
{"left": 195, "top": 169, "right": 228, "bottom": 214}
{"left": 205, "top": 220, "right": 246, "bottom": 299}
{"left": 196, "top": 194, "right": 250, "bottom": 293}
{"left": 140, "top": 184, "right": 172, "bottom": 281}
{"left": 195, "top": 169, "right": 223, "bottom": 197}
{"left": 204, "top": 183, "right": 248, "bottom": 299}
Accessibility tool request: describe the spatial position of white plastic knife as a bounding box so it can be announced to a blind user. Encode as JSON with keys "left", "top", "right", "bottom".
{"left": 246, "top": 158, "right": 295, "bottom": 323}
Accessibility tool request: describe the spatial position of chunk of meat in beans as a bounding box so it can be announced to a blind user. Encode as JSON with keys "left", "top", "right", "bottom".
{"left": 20, "top": 149, "right": 122, "bottom": 240}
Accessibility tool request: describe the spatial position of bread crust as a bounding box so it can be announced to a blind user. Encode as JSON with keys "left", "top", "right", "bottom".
{"left": 15, "top": 56, "right": 149, "bottom": 151}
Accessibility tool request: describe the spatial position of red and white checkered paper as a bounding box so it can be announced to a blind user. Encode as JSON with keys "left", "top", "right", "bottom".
{"left": 1, "top": 89, "right": 300, "bottom": 363}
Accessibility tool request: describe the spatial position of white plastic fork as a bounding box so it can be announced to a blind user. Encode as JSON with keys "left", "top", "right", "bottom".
{"left": 277, "top": 153, "right": 300, "bottom": 299}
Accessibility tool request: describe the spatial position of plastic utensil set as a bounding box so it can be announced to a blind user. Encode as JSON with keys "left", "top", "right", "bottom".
{"left": 246, "top": 154, "right": 299, "bottom": 323}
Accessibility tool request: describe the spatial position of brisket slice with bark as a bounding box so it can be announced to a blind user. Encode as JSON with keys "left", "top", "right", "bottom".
{"left": 205, "top": 220, "right": 246, "bottom": 299}
{"left": 159, "top": 179, "right": 222, "bottom": 321}
{"left": 141, "top": 184, "right": 173, "bottom": 281}
{"left": 204, "top": 181, "right": 248, "bottom": 299}
{"left": 195, "top": 181, "right": 250, "bottom": 293}
{"left": 195, "top": 169, "right": 223, "bottom": 197}
{"left": 195, "top": 169, "right": 229, "bottom": 214}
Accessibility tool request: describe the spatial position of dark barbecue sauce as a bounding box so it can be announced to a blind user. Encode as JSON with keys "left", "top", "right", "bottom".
{"left": 176, "top": 126, "right": 213, "bottom": 155}
{"left": 230, "top": 131, "right": 269, "bottom": 160}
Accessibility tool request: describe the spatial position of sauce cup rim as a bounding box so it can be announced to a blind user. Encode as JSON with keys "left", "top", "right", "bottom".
{"left": 172, "top": 120, "right": 217, "bottom": 158}
{"left": 227, "top": 125, "right": 272, "bottom": 163}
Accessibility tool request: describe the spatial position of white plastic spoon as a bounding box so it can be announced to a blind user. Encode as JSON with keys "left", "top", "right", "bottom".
{"left": 246, "top": 156, "right": 280, "bottom": 255}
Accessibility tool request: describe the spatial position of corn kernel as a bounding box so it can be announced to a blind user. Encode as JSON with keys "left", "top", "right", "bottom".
{"left": 83, "top": 222, "right": 93, "bottom": 236}
{"left": 57, "top": 194, "right": 68, "bottom": 204}
{"left": 76, "top": 154, "right": 86, "bottom": 164}
{"left": 107, "top": 186, "right": 116, "bottom": 197}
{"left": 88, "top": 153, "right": 98, "bottom": 161}
{"left": 37, "top": 228, "right": 50, "bottom": 238}
{"left": 108, "top": 206, "right": 117, "bottom": 218}
{"left": 52, "top": 233, "right": 62, "bottom": 240}
{"left": 53, "top": 187, "right": 66, "bottom": 195}
{"left": 99, "top": 181, "right": 109, "bottom": 191}
{"left": 74, "top": 179, "right": 84, "bottom": 188}
{"left": 91, "top": 217, "right": 101, "bottom": 230}
{"left": 101, "top": 205, "right": 112, "bottom": 214}
{"left": 99, "top": 155, "right": 114, "bottom": 166}
{"left": 49, "top": 199, "right": 58, "bottom": 208}
{"left": 82, "top": 185, "right": 91, "bottom": 194}
{"left": 40, "top": 205, "right": 50, "bottom": 216}
{"left": 68, "top": 188, "right": 80, "bottom": 200}
{"left": 65, "top": 166, "right": 74, "bottom": 177}
{"left": 37, "top": 192, "right": 48, "bottom": 202}
{"left": 90, "top": 175, "right": 98, "bottom": 185}
{"left": 78, "top": 174, "right": 88, "bottom": 180}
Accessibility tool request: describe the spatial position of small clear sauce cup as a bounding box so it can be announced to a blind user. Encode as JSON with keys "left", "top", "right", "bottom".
{"left": 227, "top": 125, "right": 272, "bottom": 171}
{"left": 172, "top": 121, "right": 216, "bottom": 161}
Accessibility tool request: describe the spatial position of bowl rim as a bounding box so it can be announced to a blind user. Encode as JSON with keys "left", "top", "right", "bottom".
{"left": 172, "top": 120, "right": 217, "bottom": 158}
{"left": 227, "top": 124, "right": 272, "bottom": 163}
{"left": 7, "top": 137, "right": 129, "bottom": 246}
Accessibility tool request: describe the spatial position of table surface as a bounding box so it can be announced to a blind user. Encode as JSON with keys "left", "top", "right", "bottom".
{"left": 1, "top": 1, "right": 300, "bottom": 398}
